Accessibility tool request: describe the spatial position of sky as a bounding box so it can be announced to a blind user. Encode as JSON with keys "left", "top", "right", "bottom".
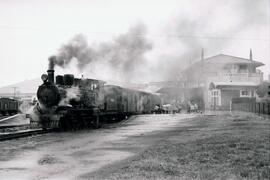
{"left": 0, "top": 0, "right": 269, "bottom": 87}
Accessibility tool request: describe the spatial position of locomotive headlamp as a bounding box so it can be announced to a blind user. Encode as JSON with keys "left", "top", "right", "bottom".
{"left": 41, "top": 74, "right": 48, "bottom": 82}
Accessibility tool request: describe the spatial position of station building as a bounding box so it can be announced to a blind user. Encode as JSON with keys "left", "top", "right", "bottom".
{"left": 182, "top": 50, "right": 264, "bottom": 110}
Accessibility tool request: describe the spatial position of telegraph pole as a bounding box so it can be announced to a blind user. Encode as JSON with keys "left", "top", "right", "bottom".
{"left": 12, "top": 87, "right": 18, "bottom": 99}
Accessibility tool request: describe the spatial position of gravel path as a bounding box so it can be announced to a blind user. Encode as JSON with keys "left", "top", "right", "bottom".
{"left": 0, "top": 114, "right": 196, "bottom": 180}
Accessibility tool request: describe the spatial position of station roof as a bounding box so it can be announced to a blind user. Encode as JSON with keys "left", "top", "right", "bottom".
{"left": 184, "top": 54, "right": 264, "bottom": 72}
{"left": 203, "top": 54, "right": 264, "bottom": 66}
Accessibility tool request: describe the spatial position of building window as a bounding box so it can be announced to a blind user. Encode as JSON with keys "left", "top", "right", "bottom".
{"left": 231, "top": 64, "right": 239, "bottom": 73}
{"left": 241, "top": 90, "right": 248, "bottom": 96}
{"left": 211, "top": 89, "right": 221, "bottom": 106}
{"left": 240, "top": 90, "right": 251, "bottom": 97}
{"left": 239, "top": 65, "right": 248, "bottom": 73}
{"left": 212, "top": 90, "right": 219, "bottom": 96}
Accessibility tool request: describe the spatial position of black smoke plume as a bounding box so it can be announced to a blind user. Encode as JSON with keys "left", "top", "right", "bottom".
{"left": 48, "top": 56, "right": 57, "bottom": 70}
{"left": 50, "top": 23, "right": 152, "bottom": 82}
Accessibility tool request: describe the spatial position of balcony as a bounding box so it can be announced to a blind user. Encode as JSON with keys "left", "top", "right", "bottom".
{"left": 207, "top": 73, "right": 263, "bottom": 85}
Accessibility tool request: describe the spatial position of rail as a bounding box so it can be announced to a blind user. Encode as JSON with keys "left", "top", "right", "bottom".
{"left": 0, "top": 124, "right": 29, "bottom": 129}
{"left": 0, "top": 128, "right": 50, "bottom": 141}
{"left": 0, "top": 114, "right": 20, "bottom": 123}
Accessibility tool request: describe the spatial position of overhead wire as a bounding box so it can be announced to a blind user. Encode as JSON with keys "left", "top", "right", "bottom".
{"left": 0, "top": 25, "right": 269, "bottom": 42}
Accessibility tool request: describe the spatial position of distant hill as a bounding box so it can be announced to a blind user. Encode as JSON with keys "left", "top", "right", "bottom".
{"left": 0, "top": 78, "right": 42, "bottom": 94}
{"left": 0, "top": 78, "right": 164, "bottom": 95}
{"left": 0, "top": 78, "right": 140, "bottom": 94}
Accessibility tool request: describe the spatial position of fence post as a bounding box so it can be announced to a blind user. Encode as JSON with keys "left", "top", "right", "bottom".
{"left": 255, "top": 103, "right": 257, "bottom": 114}
{"left": 268, "top": 103, "right": 270, "bottom": 115}
{"left": 255, "top": 103, "right": 257, "bottom": 113}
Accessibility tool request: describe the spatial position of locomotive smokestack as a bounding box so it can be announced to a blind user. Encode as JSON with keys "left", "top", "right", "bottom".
{"left": 47, "top": 69, "right": 55, "bottom": 83}
{"left": 48, "top": 56, "right": 56, "bottom": 83}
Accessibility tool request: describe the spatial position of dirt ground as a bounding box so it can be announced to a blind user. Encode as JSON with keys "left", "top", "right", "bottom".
{"left": 0, "top": 114, "right": 197, "bottom": 180}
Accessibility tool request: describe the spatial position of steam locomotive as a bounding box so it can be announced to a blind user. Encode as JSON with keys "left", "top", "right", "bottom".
{"left": 29, "top": 58, "right": 161, "bottom": 130}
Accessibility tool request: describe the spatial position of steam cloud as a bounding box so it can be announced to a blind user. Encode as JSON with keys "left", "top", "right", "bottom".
{"left": 154, "top": 0, "right": 268, "bottom": 81}
{"left": 50, "top": 23, "right": 152, "bottom": 82}
{"left": 59, "top": 86, "right": 80, "bottom": 106}
{"left": 49, "top": 0, "right": 267, "bottom": 83}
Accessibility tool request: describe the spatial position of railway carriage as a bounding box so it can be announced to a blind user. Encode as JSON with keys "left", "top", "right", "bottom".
{"left": 102, "top": 85, "right": 160, "bottom": 116}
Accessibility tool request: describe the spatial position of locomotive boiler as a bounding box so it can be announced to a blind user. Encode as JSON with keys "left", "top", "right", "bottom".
{"left": 29, "top": 57, "right": 161, "bottom": 130}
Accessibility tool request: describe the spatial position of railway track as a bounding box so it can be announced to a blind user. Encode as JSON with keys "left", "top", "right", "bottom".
{"left": 0, "top": 128, "right": 51, "bottom": 141}
{"left": 0, "top": 115, "right": 9, "bottom": 120}
{"left": 0, "top": 116, "right": 131, "bottom": 141}
{"left": 0, "top": 114, "right": 22, "bottom": 124}
{"left": 0, "top": 124, "right": 29, "bottom": 129}
{"left": 0, "top": 123, "right": 30, "bottom": 133}
{"left": 0, "top": 115, "right": 17, "bottom": 121}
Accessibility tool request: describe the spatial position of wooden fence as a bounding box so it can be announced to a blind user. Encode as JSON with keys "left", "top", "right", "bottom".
{"left": 232, "top": 102, "right": 270, "bottom": 115}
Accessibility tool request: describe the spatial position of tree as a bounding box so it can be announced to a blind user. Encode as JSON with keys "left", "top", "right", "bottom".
{"left": 256, "top": 81, "right": 270, "bottom": 98}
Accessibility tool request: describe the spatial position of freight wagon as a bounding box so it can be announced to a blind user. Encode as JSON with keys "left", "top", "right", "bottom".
{"left": 0, "top": 97, "right": 19, "bottom": 115}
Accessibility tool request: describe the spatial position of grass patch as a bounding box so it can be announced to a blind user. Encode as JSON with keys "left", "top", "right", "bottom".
{"left": 90, "top": 113, "right": 270, "bottom": 180}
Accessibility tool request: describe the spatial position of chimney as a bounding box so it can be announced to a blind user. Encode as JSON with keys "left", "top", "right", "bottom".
{"left": 48, "top": 56, "right": 56, "bottom": 83}
{"left": 201, "top": 48, "right": 204, "bottom": 61}
{"left": 249, "top": 49, "right": 253, "bottom": 61}
{"left": 47, "top": 69, "right": 55, "bottom": 84}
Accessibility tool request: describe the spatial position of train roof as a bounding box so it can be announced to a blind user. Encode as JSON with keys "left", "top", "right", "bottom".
{"left": 104, "top": 84, "right": 159, "bottom": 96}
{"left": 0, "top": 97, "right": 18, "bottom": 101}
{"left": 74, "top": 78, "right": 105, "bottom": 84}
{"left": 83, "top": 78, "right": 105, "bottom": 83}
